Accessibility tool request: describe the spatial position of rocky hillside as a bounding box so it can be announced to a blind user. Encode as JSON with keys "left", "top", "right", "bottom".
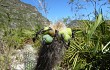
{"left": 0, "top": 0, "right": 51, "bottom": 50}
{"left": 0, "top": 0, "right": 50, "bottom": 69}
{"left": 0, "top": 0, "right": 50, "bottom": 30}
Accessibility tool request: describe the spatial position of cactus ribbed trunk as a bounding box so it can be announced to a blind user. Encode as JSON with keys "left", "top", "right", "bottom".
{"left": 35, "top": 39, "right": 66, "bottom": 70}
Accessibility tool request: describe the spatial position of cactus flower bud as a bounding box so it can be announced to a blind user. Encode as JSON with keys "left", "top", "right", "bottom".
{"left": 43, "top": 34, "right": 53, "bottom": 44}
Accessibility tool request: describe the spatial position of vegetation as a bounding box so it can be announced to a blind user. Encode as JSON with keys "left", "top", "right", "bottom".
{"left": 0, "top": 0, "right": 110, "bottom": 70}
{"left": 62, "top": 14, "right": 110, "bottom": 70}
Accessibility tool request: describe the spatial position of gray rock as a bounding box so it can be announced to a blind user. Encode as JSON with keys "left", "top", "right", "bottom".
{"left": 10, "top": 44, "right": 37, "bottom": 70}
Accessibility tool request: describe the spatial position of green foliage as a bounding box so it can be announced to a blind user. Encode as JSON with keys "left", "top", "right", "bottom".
{"left": 1, "top": 25, "right": 42, "bottom": 49}
{"left": 0, "top": 24, "right": 42, "bottom": 69}
{"left": 63, "top": 14, "right": 110, "bottom": 70}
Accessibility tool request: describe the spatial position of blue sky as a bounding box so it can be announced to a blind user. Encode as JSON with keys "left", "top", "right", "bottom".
{"left": 21, "top": 0, "right": 110, "bottom": 22}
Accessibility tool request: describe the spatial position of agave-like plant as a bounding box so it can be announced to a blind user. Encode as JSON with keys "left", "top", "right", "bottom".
{"left": 63, "top": 14, "right": 110, "bottom": 70}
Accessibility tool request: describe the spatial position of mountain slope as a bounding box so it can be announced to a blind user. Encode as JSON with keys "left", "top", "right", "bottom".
{"left": 0, "top": 0, "right": 50, "bottom": 30}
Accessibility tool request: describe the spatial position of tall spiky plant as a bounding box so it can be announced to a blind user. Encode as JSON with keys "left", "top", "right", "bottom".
{"left": 35, "top": 38, "right": 66, "bottom": 70}
{"left": 34, "top": 25, "right": 72, "bottom": 70}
